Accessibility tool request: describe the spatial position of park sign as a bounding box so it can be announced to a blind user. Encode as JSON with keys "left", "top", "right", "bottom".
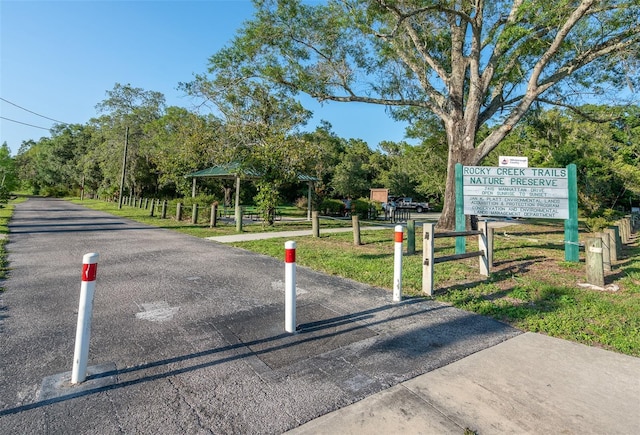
{"left": 454, "top": 163, "right": 579, "bottom": 262}
{"left": 462, "top": 166, "right": 569, "bottom": 219}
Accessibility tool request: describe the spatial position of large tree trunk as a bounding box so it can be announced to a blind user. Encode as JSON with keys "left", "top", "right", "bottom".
{"left": 438, "top": 120, "right": 480, "bottom": 230}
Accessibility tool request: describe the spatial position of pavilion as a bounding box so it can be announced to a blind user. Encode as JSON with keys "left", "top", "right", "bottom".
{"left": 185, "top": 162, "right": 318, "bottom": 222}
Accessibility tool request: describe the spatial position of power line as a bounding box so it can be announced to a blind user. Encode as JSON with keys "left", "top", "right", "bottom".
{"left": 0, "top": 116, "right": 51, "bottom": 130}
{"left": 0, "top": 97, "right": 69, "bottom": 125}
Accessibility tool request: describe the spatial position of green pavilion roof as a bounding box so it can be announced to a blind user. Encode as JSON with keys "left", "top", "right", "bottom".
{"left": 185, "top": 162, "right": 318, "bottom": 182}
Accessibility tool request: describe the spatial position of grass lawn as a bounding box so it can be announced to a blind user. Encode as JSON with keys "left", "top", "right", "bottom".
{"left": 69, "top": 198, "right": 354, "bottom": 238}
{"left": 60, "top": 198, "right": 640, "bottom": 356}
{"left": 229, "top": 223, "right": 640, "bottom": 356}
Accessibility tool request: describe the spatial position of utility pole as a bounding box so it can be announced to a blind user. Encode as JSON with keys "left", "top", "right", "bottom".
{"left": 118, "top": 126, "right": 129, "bottom": 209}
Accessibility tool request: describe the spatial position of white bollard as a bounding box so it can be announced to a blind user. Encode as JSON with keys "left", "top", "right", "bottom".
{"left": 284, "top": 241, "right": 297, "bottom": 333}
{"left": 71, "top": 253, "right": 99, "bottom": 384}
{"left": 393, "top": 225, "right": 403, "bottom": 302}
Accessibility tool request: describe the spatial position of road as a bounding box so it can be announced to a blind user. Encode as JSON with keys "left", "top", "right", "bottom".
{"left": 0, "top": 198, "right": 519, "bottom": 433}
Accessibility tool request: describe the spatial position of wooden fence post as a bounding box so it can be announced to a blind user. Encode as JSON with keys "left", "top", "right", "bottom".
{"left": 312, "top": 211, "right": 320, "bottom": 238}
{"left": 609, "top": 225, "right": 622, "bottom": 258}
{"left": 352, "top": 215, "right": 361, "bottom": 246}
{"left": 618, "top": 220, "right": 626, "bottom": 244}
{"left": 236, "top": 207, "right": 243, "bottom": 232}
{"left": 624, "top": 217, "right": 631, "bottom": 241}
{"left": 161, "top": 200, "right": 167, "bottom": 219}
{"left": 604, "top": 227, "right": 617, "bottom": 262}
{"left": 176, "top": 202, "right": 182, "bottom": 221}
{"left": 586, "top": 237, "right": 605, "bottom": 288}
{"left": 210, "top": 204, "right": 218, "bottom": 228}
{"left": 149, "top": 199, "right": 155, "bottom": 217}
{"left": 192, "top": 204, "right": 199, "bottom": 224}
{"left": 598, "top": 231, "right": 611, "bottom": 272}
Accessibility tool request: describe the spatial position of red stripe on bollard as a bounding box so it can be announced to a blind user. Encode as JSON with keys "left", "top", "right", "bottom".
{"left": 285, "top": 248, "right": 296, "bottom": 263}
{"left": 82, "top": 263, "right": 98, "bottom": 282}
{"left": 395, "top": 229, "right": 403, "bottom": 243}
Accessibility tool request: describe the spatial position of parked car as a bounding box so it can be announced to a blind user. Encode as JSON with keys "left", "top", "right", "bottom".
{"left": 383, "top": 197, "right": 431, "bottom": 213}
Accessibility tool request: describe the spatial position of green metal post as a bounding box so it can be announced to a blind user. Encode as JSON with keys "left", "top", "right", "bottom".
{"left": 407, "top": 219, "right": 415, "bottom": 255}
{"left": 564, "top": 163, "right": 579, "bottom": 262}
{"left": 455, "top": 163, "right": 466, "bottom": 254}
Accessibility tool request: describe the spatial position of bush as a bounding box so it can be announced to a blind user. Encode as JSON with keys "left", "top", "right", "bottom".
{"left": 584, "top": 216, "right": 609, "bottom": 232}
{"left": 40, "top": 186, "right": 69, "bottom": 198}
{"left": 294, "top": 196, "right": 308, "bottom": 210}
{"left": 180, "top": 194, "right": 219, "bottom": 208}
{"left": 320, "top": 198, "right": 345, "bottom": 216}
{"left": 352, "top": 198, "right": 383, "bottom": 219}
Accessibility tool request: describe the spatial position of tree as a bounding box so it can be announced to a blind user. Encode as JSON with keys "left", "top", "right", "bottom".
{"left": 202, "top": 0, "right": 640, "bottom": 228}
{"left": 183, "top": 72, "right": 313, "bottom": 223}
{"left": 0, "top": 142, "right": 17, "bottom": 202}
{"left": 375, "top": 140, "right": 415, "bottom": 198}
{"left": 494, "top": 104, "right": 640, "bottom": 214}
{"left": 94, "top": 83, "right": 166, "bottom": 197}
{"left": 144, "top": 107, "right": 222, "bottom": 197}
{"left": 298, "top": 121, "right": 345, "bottom": 203}
{"left": 332, "top": 138, "right": 377, "bottom": 198}
{"left": 14, "top": 124, "right": 93, "bottom": 196}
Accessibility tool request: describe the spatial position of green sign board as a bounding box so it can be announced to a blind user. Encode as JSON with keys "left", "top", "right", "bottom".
{"left": 455, "top": 163, "right": 579, "bottom": 262}
{"left": 462, "top": 166, "right": 569, "bottom": 219}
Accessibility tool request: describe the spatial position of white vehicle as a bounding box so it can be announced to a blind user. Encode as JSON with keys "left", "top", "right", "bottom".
{"left": 384, "top": 197, "right": 431, "bottom": 213}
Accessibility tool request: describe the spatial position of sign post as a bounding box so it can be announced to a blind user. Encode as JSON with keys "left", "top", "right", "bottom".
{"left": 564, "top": 164, "right": 579, "bottom": 262}
{"left": 455, "top": 163, "right": 466, "bottom": 254}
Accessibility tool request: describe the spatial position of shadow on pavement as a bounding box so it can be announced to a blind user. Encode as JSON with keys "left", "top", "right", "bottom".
{"left": 0, "top": 298, "right": 504, "bottom": 417}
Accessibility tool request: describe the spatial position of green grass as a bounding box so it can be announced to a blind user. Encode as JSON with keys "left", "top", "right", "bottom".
{"left": 0, "top": 197, "right": 27, "bottom": 287}
{"left": 69, "top": 197, "right": 640, "bottom": 356}
{"left": 227, "top": 222, "right": 640, "bottom": 356}
{"left": 68, "top": 198, "right": 354, "bottom": 237}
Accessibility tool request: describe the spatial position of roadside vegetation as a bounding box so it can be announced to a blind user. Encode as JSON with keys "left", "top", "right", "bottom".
{"left": 0, "top": 197, "right": 25, "bottom": 290}
{"left": 70, "top": 198, "right": 640, "bottom": 357}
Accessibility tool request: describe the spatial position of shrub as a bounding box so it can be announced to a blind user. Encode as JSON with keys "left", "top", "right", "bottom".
{"left": 320, "top": 198, "right": 345, "bottom": 216}
{"left": 40, "top": 186, "right": 69, "bottom": 198}
{"left": 294, "top": 196, "right": 308, "bottom": 210}
{"left": 352, "top": 198, "right": 382, "bottom": 219}
{"left": 181, "top": 194, "right": 219, "bottom": 208}
{"left": 584, "top": 216, "right": 609, "bottom": 232}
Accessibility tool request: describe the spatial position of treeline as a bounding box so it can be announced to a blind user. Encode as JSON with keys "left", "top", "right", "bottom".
{"left": 7, "top": 84, "right": 640, "bottom": 219}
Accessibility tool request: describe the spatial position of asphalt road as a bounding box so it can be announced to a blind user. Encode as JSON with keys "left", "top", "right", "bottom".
{"left": 0, "top": 198, "right": 519, "bottom": 434}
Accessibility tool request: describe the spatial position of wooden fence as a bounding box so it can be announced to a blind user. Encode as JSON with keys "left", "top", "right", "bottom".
{"left": 422, "top": 221, "right": 493, "bottom": 296}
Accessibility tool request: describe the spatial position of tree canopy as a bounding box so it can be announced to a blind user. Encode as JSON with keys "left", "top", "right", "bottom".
{"left": 197, "top": 0, "right": 640, "bottom": 227}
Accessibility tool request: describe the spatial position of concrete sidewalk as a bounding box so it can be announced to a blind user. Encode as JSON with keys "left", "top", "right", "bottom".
{"left": 289, "top": 332, "right": 640, "bottom": 434}
{"left": 206, "top": 218, "right": 516, "bottom": 243}
{"left": 206, "top": 225, "right": 390, "bottom": 243}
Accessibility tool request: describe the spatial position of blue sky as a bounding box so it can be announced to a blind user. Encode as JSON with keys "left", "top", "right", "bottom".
{"left": 0, "top": 0, "right": 412, "bottom": 156}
